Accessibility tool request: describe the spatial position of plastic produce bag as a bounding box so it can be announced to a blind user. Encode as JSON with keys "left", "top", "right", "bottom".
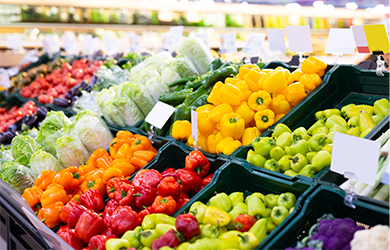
{"left": 144, "top": 75, "right": 170, "bottom": 104}
{"left": 104, "top": 100, "right": 127, "bottom": 127}
{"left": 170, "top": 56, "right": 199, "bottom": 78}
{"left": 0, "top": 146, "right": 13, "bottom": 169}
{"left": 119, "top": 82, "right": 154, "bottom": 117}
{"left": 29, "top": 149, "right": 64, "bottom": 178}
{"left": 11, "top": 135, "right": 43, "bottom": 166}
{"left": 179, "top": 35, "right": 214, "bottom": 75}
{"left": 0, "top": 161, "right": 35, "bottom": 194}
{"left": 130, "top": 51, "right": 172, "bottom": 76}
{"left": 73, "top": 90, "right": 101, "bottom": 114}
{"left": 161, "top": 68, "right": 181, "bottom": 86}
{"left": 55, "top": 135, "right": 89, "bottom": 168}
{"left": 113, "top": 97, "right": 145, "bottom": 127}
{"left": 96, "top": 88, "right": 117, "bottom": 125}
{"left": 131, "top": 66, "right": 160, "bottom": 86}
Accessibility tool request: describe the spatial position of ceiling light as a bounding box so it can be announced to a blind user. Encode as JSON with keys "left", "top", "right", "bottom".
{"left": 224, "top": 0, "right": 232, "bottom": 3}
{"left": 345, "top": 2, "right": 358, "bottom": 10}
{"left": 285, "top": 3, "right": 301, "bottom": 11}
{"left": 207, "top": 0, "right": 215, "bottom": 7}
{"left": 312, "top": 1, "right": 324, "bottom": 8}
{"left": 241, "top": 1, "right": 248, "bottom": 7}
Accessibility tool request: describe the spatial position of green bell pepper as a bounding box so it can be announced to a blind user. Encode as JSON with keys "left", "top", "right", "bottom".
{"left": 275, "top": 132, "right": 293, "bottom": 149}
{"left": 142, "top": 214, "right": 176, "bottom": 229}
{"left": 312, "top": 126, "right": 329, "bottom": 135}
{"left": 306, "top": 152, "right": 317, "bottom": 164}
{"left": 200, "top": 224, "right": 227, "bottom": 239}
{"left": 373, "top": 98, "right": 389, "bottom": 116}
{"left": 106, "top": 239, "right": 130, "bottom": 250}
{"left": 209, "top": 193, "right": 233, "bottom": 212}
{"left": 189, "top": 201, "right": 208, "bottom": 224}
{"left": 359, "top": 112, "right": 376, "bottom": 132}
{"left": 322, "top": 144, "right": 332, "bottom": 154}
{"left": 140, "top": 230, "right": 159, "bottom": 248}
{"left": 270, "top": 206, "right": 289, "bottom": 225}
{"left": 291, "top": 127, "right": 308, "bottom": 142}
{"left": 315, "top": 110, "right": 326, "bottom": 121}
{"left": 251, "top": 136, "right": 261, "bottom": 149}
{"left": 278, "top": 155, "right": 293, "bottom": 171}
{"left": 270, "top": 146, "right": 286, "bottom": 161}
{"left": 266, "top": 217, "right": 277, "bottom": 234}
{"left": 245, "top": 193, "right": 265, "bottom": 204}
{"left": 140, "top": 247, "right": 152, "bottom": 250}
{"left": 311, "top": 150, "right": 331, "bottom": 171}
{"left": 173, "top": 96, "right": 193, "bottom": 122}
{"left": 271, "top": 123, "right": 292, "bottom": 137}
{"left": 290, "top": 153, "right": 308, "bottom": 173}
{"left": 372, "top": 114, "right": 384, "bottom": 124}
{"left": 284, "top": 170, "right": 298, "bottom": 177}
{"left": 229, "top": 192, "right": 244, "bottom": 206}
{"left": 307, "top": 120, "right": 325, "bottom": 135}
{"left": 254, "top": 137, "right": 276, "bottom": 157}
{"left": 346, "top": 105, "right": 374, "bottom": 118}
{"left": 248, "top": 218, "right": 267, "bottom": 243}
{"left": 298, "top": 164, "right": 316, "bottom": 178}
{"left": 286, "top": 140, "right": 309, "bottom": 156}
{"left": 347, "top": 127, "right": 361, "bottom": 137}
{"left": 239, "top": 232, "right": 260, "bottom": 250}
{"left": 246, "top": 150, "right": 267, "bottom": 168}
{"left": 264, "top": 159, "right": 280, "bottom": 173}
{"left": 177, "top": 242, "right": 191, "bottom": 250}
{"left": 307, "top": 133, "right": 328, "bottom": 152}
{"left": 341, "top": 104, "right": 356, "bottom": 118}
{"left": 325, "top": 115, "right": 348, "bottom": 129}
{"left": 264, "top": 194, "right": 279, "bottom": 208}
{"left": 323, "top": 109, "right": 341, "bottom": 119}
{"left": 227, "top": 202, "right": 248, "bottom": 230}
{"left": 156, "top": 224, "right": 177, "bottom": 237}
{"left": 247, "top": 195, "right": 268, "bottom": 219}
{"left": 329, "top": 125, "right": 348, "bottom": 134}
{"left": 218, "top": 231, "right": 242, "bottom": 248}
{"left": 360, "top": 128, "right": 373, "bottom": 138}
{"left": 122, "top": 229, "right": 142, "bottom": 248}
{"left": 348, "top": 115, "right": 359, "bottom": 128}
{"left": 188, "top": 238, "right": 221, "bottom": 250}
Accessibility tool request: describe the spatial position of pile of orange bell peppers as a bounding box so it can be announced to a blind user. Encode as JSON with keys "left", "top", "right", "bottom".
{"left": 22, "top": 130, "right": 157, "bottom": 229}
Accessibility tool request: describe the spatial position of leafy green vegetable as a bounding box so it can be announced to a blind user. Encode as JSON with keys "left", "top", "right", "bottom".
{"left": 55, "top": 135, "right": 89, "bottom": 168}
{"left": 119, "top": 82, "right": 154, "bottom": 117}
{"left": 144, "top": 75, "right": 170, "bottom": 104}
{"left": 11, "top": 135, "right": 43, "bottom": 166}
{"left": 96, "top": 88, "right": 117, "bottom": 125}
{"left": 130, "top": 51, "right": 172, "bottom": 76}
{"left": 170, "top": 56, "right": 198, "bottom": 78}
{"left": 161, "top": 68, "right": 181, "bottom": 87}
{"left": 29, "top": 149, "right": 64, "bottom": 178}
{"left": 131, "top": 66, "right": 160, "bottom": 86}
{"left": 113, "top": 97, "right": 145, "bottom": 126}
{"left": 0, "top": 146, "right": 13, "bottom": 169}
{"left": 0, "top": 161, "right": 35, "bottom": 194}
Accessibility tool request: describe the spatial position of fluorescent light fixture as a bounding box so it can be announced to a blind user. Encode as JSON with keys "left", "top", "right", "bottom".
{"left": 241, "top": 1, "right": 248, "bottom": 7}
{"left": 285, "top": 3, "right": 301, "bottom": 11}
{"left": 224, "top": 0, "right": 232, "bottom": 3}
{"left": 345, "top": 2, "right": 358, "bottom": 10}
{"left": 313, "top": 1, "right": 324, "bottom": 8}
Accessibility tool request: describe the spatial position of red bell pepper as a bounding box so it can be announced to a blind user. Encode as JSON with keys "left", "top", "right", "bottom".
{"left": 57, "top": 225, "right": 84, "bottom": 250}
{"left": 175, "top": 214, "right": 201, "bottom": 240}
{"left": 202, "top": 173, "right": 214, "bottom": 187}
{"left": 88, "top": 234, "right": 116, "bottom": 250}
{"left": 161, "top": 168, "right": 180, "bottom": 180}
{"left": 177, "top": 197, "right": 190, "bottom": 209}
{"left": 157, "top": 177, "right": 181, "bottom": 201}
{"left": 79, "top": 189, "right": 104, "bottom": 212}
{"left": 101, "top": 228, "right": 118, "bottom": 238}
{"left": 110, "top": 206, "right": 141, "bottom": 237}
{"left": 140, "top": 169, "right": 162, "bottom": 188}
{"left": 176, "top": 169, "right": 202, "bottom": 194}
{"left": 234, "top": 214, "right": 257, "bottom": 232}
{"left": 60, "top": 200, "right": 79, "bottom": 224}
{"left": 68, "top": 204, "right": 88, "bottom": 228}
{"left": 74, "top": 210, "right": 106, "bottom": 243}
{"left": 185, "top": 151, "right": 210, "bottom": 177}
{"left": 102, "top": 200, "right": 119, "bottom": 228}
{"left": 114, "top": 183, "right": 137, "bottom": 207}
{"left": 133, "top": 184, "right": 157, "bottom": 209}
{"left": 132, "top": 169, "right": 149, "bottom": 187}
{"left": 138, "top": 206, "right": 155, "bottom": 220}
{"left": 106, "top": 178, "right": 131, "bottom": 200}
{"left": 151, "top": 195, "right": 177, "bottom": 216}
{"left": 151, "top": 229, "right": 183, "bottom": 250}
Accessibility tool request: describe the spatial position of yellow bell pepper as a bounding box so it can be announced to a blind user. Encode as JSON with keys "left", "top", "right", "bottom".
{"left": 196, "top": 104, "right": 215, "bottom": 120}
{"left": 242, "top": 127, "right": 261, "bottom": 145}
{"left": 207, "top": 81, "right": 223, "bottom": 106}
{"left": 262, "top": 70, "right": 288, "bottom": 94}
{"left": 275, "top": 114, "right": 285, "bottom": 122}
{"left": 216, "top": 137, "right": 242, "bottom": 155}
{"left": 198, "top": 117, "right": 217, "bottom": 136}
{"left": 300, "top": 73, "right": 322, "bottom": 92}
{"left": 257, "top": 72, "right": 271, "bottom": 90}
{"left": 225, "top": 77, "right": 240, "bottom": 85}
{"left": 239, "top": 64, "right": 260, "bottom": 80}
{"left": 282, "top": 82, "right": 307, "bottom": 107}
{"left": 270, "top": 94, "right": 291, "bottom": 115}
{"left": 287, "top": 68, "right": 303, "bottom": 85}
{"left": 301, "top": 56, "right": 327, "bottom": 74}
{"left": 217, "top": 83, "right": 245, "bottom": 107}
{"left": 187, "top": 134, "right": 208, "bottom": 152}
{"left": 248, "top": 91, "right": 272, "bottom": 111}
{"left": 235, "top": 102, "right": 255, "bottom": 125}
{"left": 220, "top": 113, "right": 245, "bottom": 140}
{"left": 234, "top": 80, "right": 249, "bottom": 92}
{"left": 209, "top": 103, "right": 234, "bottom": 123}
{"left": 207, "top": 132, "right": 224, "bottom": 154}
{"left": 172, "top": 120, "right": 192, "bottom": 141}
{"left": 244, "top": 74, "right": 260, "bottom": 92}
{"left": 275, "top": 67, "right": 291, "bottom": 80}
{"left": 203, "top": 206, "right": 231, "bottom": 226}
{"left": 254, "top": 109, "right": 275, "bottom": 130}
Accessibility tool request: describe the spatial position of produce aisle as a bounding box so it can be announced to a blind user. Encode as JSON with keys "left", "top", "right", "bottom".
{"left": 0, "top": 6, "right": 389, "bottom": 249}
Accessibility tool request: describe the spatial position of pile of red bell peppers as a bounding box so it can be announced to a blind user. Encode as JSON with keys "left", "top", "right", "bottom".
{"left": 56, "top": 150, "right": 214, "bottom": 250}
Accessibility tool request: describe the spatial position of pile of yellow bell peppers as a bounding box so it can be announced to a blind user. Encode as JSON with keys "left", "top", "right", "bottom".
{"left": 172, "top": 57, "right": 327, "bottom": 155}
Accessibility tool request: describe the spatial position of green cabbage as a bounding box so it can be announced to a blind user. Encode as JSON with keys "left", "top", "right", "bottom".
{"left": 11, "top": 135, "right": 43, "bottom": 166}
{"left": 55, "top": 135, "right": 89, "bottom": 168}
{"left": 170, "top": 56, "right": 198, "bottom": 78}
{"left": 96, "top": 88, "right": 117, "bottom": 125}
{"left": 131, "top": 66, "right": 160, "bottom": 86}
{"left": 29, "top": 149, "right": 64, "bottom": 178}
{"left": 113, "top": 97, "right": 145, "bottom": 126}
{"left": 161, "top": 68, "right": 181, "bottom": 87}
{"left": 0, "top": 161, "right": 35, "bottom": 194}
{"left": 144, "top": 75, "right": 170, "bottom": 104}
{"left": 179, "top": 35, "right": 214, "bottom": 75}
{"left": 119, "top": 82, "right": 154, "bottom": 117}
{"left": 105, "top": 100, "right": 127, "bottom": 127}
{"left": 37, "top": 111, "right": 72, "bottom": 157}
{"left": 0, "top": 146, "right": 13, "bottom": 169}
{"left": 130, "top": 51, "right": 172, "bottom": 76}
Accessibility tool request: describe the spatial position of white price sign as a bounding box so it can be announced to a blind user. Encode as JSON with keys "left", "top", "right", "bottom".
{"left": 267, "top": 29, "right": 286, "bottom": 53}
{"left": 0, "top": 68, "right": 11, "bottom": 89}
{"left": 161, "top": 33, "right": 175, "bottom": 53}
{"left": 145, "top": 101, "right": 176, "bottom": 129}
{"left": 242, "top": 33, "right": 266, "bottom": 56}
{"left": 325, "top": 28, "right": 355, "bottom": 55}
{"left": 61, "top": 35, "right": 76, "bottom": 55}
{"left": 7, "top": 35, "right": 23, "bottom": 50}
{"left": 103, "top": 36, "right": 122, "bottom": 55}
{"left": 43, "top": 34, "right": 60, "bottom": 55}
{"left": 129, "top": 34, "right": 141, "bottom": 52}
{"left": 195, "top": 33, "right": 209, "bottom": 49}
{"left": 170, "top": 26, "right": 184, "bottom": 44}
{"left": 219, "top": 33, "right": 237, "bottom": 54}
{"left": 286, "top": 25, "right": 313, "bottom": 53}
{"left": 191, "top": 110, "right": 198, "bottom": 142}
{"left": 84, "top": 35, "right": 99, "bottom": 55}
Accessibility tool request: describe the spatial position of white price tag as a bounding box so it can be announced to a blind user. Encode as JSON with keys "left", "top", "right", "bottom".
{"left": 85, "top": 37, "right": 99, "bottom": 55}
{"left": 43, "top": 34, "right": 60, "bottom": 55}
{"left": 61, "top": 35, "right": 76, "bottom": 55}
{"left": 195, "top": 33, "right": 209, "bottom": 49}
{"left": 242, "top": 33, "right": 266, "bottom": 56}
{"left": 219, "top": 33, "right": 237, "bottom": 54}
{"left": 381, "top": 158, "right": 389, "bottom": 185}
{"left": 331, "top": 133, "right": 380, "bottom": 186}
{"left": 83, "top": 34, "right": 93, "bottom": 53}
{"left": 170, "top": 26, "right": 184, "bottom": 44}
{"left": 267, "top": 29, "right": 286, "bottom": 53}
{"left": 7, "top": 35, "right": 23, "bottom": 50}
{"left": 325, "top": 28, "right": 355, "bottom": 55}
{"left": 103, "top": 35, "right": 122, "bottom": 55}
{"left": 145, "top": 101, "right": 176, "bottom": 129}
{"left": 286, "top": 25, "right": 313, "bottom": 53}
{"left": 0, "top": 68, "right": 11, "bottom": 88}
{"left": 161, "top": 33, "right": 175, "bottom": 53}
{"left": 129, "top": 34, "right": 141, "bottom": 52}
{"left": 350, "top": 25, "right": 370, "bottom": 53}
{"left": 191, "top": 110, "right": 198, "bottom": 142}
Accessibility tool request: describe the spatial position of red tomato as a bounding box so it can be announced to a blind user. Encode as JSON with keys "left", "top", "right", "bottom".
{"left": 62, "top": 63, "right": 72, "bottom": 72}
{"left": 52, "top": 76, "right": 63, "bottom": 85}
{"left": 83, "top": 74, "right": 92, "bottom": 81}
{"left": 45, "top": 74, "right": 53, "bottom": 82}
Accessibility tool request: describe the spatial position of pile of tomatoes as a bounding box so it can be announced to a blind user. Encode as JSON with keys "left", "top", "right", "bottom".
{"left": 20, "top": 59, "right": 103, "bottom": 104}
{"left": 0, "top": 101, "right": 38, "bottom": 132}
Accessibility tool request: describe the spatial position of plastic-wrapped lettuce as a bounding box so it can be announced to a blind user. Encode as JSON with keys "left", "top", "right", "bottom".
{"left": 144, "top": 75, "right": 170, "bottom": 104}
{"left": 170, "top": 56, "right": 198, "bottom": 78}
{"left": 105, "top": 100, "right": 127, "bottom": 127}
{"left": 179, "top": 35, "right": 214, "bottom": 75}
{"left": 73, "top": 90, "right": 100, "bottom": 114}
{"left": 55, "top": 135, "right": 89, "bottom": 168}
{"left": 37, "top": 111, "right": 72, "bottom": 157}
{"left": 130, "top": 51, "right": 173, "bottom": 76}
{"left": 11, "top": 135, "right": 43, "bottom": 166}
{"left": 67, "top": 109, "right": 114, "bottom": 154}
{"left": 161, "top": 68, "right": 181, "bottom": 86}
{"left": 119, "top": 82, "right": 154, "bottom": 117}
{"left": 96, "top": 88, "right": 117, "bottom": 125}
{"left": 29, "top": 149, "right": 64, "bottom": 178}
{"left": 131, "top": 66, "right": 160, "bottom": 86}
{"left": 0, "top": 161, "right": 35, "bottom": 194}
{"left": 113, "top": 97, "right": 145, "bottom": 126}
{"left": 0, "top": 146, "right": 13, "bottom": 169}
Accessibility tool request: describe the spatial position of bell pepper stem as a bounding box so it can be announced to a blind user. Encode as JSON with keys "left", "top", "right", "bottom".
{"left": 256, "top": 97, "right": 264, "bottom": 106}
{"left": 261, "top": 116, "right": 269, "bottom": 123}
{"left": 238, "top": 234, "right": 249, "bottom": 243}
{"left": 133, "top": 193, "right": 142, "bottom": 197}
{"left": 121, "top": 190, "right": 127, "bottom": 198}
{"left": 230, "top": 117, "right": 238, "bottom": 123}
{"left": 289, "top": 157, "right": 299, "bottom": 163}
{"left": 161, "top": 198, "right": 168, "bottom": 204}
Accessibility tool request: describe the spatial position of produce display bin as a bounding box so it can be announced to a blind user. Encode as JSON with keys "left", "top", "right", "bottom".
{"left": 264, "top": 185, "right": 390, "bottom": 250}
{"left": 176, "top": 160, "right": 318, "bottom": 249}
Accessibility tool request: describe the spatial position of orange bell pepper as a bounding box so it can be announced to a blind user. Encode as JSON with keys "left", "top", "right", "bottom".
{"left": 89, "top": 148, "right": 109, "bottom": 162}
{"left": 37, "top": 201, "right": 64, "bottom": 228}
{"left": 115, "top": 130, "right": 135, "bottom": 148}
{"left": 111, "top": 158, "right": 136, "bottom": 177}
{"left": 80, "top": 174, "right": 106, "bottom": 196}
{"left": 96, "top": 154, "right": 113, "bottom": 170}
{"left": 133, "top": 151, "right": 157, "bottom": 162}
{"left": 78, "top": 161, "right": 96, "bottom": 176}
{"left": 23, "top": 186, "right": 43, "bottom": 208}
{"left": 115, "top": 143, "right": 131, "bottom": 159}
{"left": 40, "top": 183, "right": 68, "bottom": 207}
{"left": 34, "top": 170, "right": 56, "bottom": 191}
{"left": 110, "top": 138, "right": 119, "bottom": 157}
{"left": 130, "top": 157, "right": 149, "bottom": 169}
{"left": 130, "top": 135, "right": 153, "bottom": 153}
{"left": 102, "top": 167, "right": 123, "bottom": 184}
{"left": 52, "top": 166, "right": 85, "bottom": 192}
{"left": 71, "top": 194, "right": 81, "bottom": 202}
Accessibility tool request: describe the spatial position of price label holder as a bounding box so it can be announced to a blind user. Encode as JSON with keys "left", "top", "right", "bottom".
{"left": 170, "top": 26, "right": 184, "bottom": 44}
{"left": 61, "top": 35, "right": 76, "bottom": 56}
{"left": 129, "top": 34, "right": 141, "bottom": 52}
{"left": 161, "top": 33, "right": 175, "bottom": 53}
{"left": 195, "top": 33, "right": 209, "bottom": 49}
{"left": 331, "top": 132, "right": 380, "bottom": 208}
{"left": 219, "top": 33, "right": 237, "bottom": 54}
{"left": 191, "top": 110, "right": 198, "bottom": 150}
{"left": 286, "top": 26, "right": 313, "bottom": 67}
{"left": 325, "top": 28, "right": 355, "bottom": 64}
{"left": 242, "top": 33, "right": 266, "bottom": 64}
{"left": 7, "top": 35, "right": 23, "bottom": 52}
{"left": 0, "top": 68, "right": 11, "bottom": 89}
{"left": 267, "top": 29, "right": 286, "bottom": 60}
{"left": 145, "top": 101, "right": 176, "bottom": 142}
{"left": 22, "top": 207, "right": 74, "bottom": 250}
